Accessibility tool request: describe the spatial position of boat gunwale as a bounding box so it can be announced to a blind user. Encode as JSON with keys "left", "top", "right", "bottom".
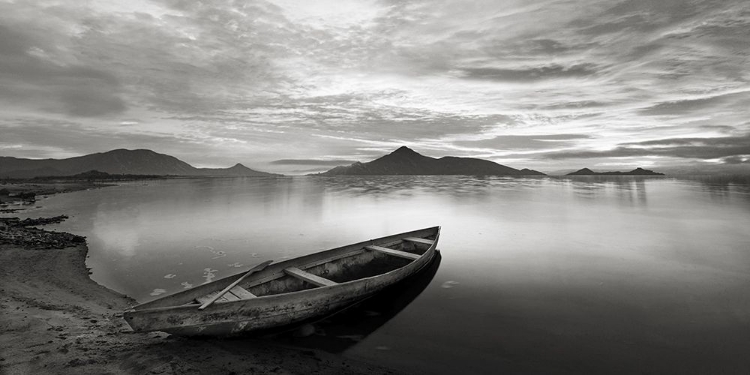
{"left": 126, "top": 226, "right": 440, "bottom": 314}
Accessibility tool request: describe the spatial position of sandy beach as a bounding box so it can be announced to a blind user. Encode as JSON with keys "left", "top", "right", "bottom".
{"left": 0, "top": 183, "right": 403, "bottom": 375}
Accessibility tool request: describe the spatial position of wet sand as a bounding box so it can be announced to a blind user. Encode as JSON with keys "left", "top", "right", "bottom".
{"left": 0, "top": 184, "right": 403, "bottom": 375}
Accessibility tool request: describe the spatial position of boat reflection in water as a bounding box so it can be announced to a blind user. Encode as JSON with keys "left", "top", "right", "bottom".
{"left": 265, "top": 251, "right": 442, "bottom": 353}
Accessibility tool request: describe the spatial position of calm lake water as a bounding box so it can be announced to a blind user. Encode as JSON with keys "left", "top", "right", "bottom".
{"left": 23, "top": 176, "right": 750, "bottom": 374}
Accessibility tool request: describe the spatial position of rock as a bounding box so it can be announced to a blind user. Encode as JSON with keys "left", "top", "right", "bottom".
{"left": 1, "top": 216, "right": 85, "bottom": 249}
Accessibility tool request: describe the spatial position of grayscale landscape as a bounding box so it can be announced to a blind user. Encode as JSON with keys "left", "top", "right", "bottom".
{"left": 1, "top": 1, "right": 749, "bottom": 374}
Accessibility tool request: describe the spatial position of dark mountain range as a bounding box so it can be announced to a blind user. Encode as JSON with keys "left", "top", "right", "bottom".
{"left": 0, "top": 149, "right": 278, "bottom": 178}
{"left": 319, "top": 146, "right": 545, "bottom": 176}
{"left": 566, "top": 167, "right": 665, "bottom": 176}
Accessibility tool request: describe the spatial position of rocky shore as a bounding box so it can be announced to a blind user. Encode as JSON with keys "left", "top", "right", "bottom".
{"left": 1, "top": 216, "right": 86, "bottom": 249}
{"left": 0, "top": 183, "right": 404, "bottom": 375}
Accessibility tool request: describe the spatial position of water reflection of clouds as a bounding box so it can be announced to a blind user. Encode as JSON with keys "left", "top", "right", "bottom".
{"left": 678, "top": 175, "right": 750, "bottom": 204}
{"left": 559, "top": 176, "right": 652, "bottom": 206}
{"left": 315, "top": 175, "right": 549, "bottom": 199}
{"left": 92, "top": 210, "right": 141, "bottom": 257}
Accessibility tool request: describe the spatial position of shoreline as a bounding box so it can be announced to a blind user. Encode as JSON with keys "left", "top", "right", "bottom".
{"left": 0, "top": 182, "right": 405, "bottom": 375}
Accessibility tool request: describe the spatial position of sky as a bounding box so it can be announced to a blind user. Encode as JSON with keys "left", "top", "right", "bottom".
{"left": 1, "top": 0, "right": 749, "bottom": 174}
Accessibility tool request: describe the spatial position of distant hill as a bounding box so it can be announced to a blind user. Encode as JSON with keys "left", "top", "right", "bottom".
{"left": 319, "top": 146, "right": 545, "bottom": 176}
{"left": 32, "top": 170, "right": 165, "bottom": 181}
{"left": 70, "top": 170, "right": 114, "bottom": 179}
{"left": 195, "top": 163, "right": 272, "bottom": 177}
{"left": 566, "top": 167, "right": 665, "bottom": 176}
{"left": 0, "top": 149, "right": 279, "bottom": 178}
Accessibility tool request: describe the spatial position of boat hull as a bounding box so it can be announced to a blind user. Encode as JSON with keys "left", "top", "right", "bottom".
{"left": 123, "top": 227, "right": 439, "bottom": 336}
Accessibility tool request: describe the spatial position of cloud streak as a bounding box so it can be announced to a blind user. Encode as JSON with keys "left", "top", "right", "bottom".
{"left": 543, "top": 134, "right": 750, "bottom": 162}
{"left": 271, "top": 159, "right": 358, "bottom": 166}
{"left": 0, "top": 25, "right": 127, "bottom": 117}
{"left": 459, "top": 64, "right": 600, "bottom": 82}
{"left": 454, "top": 134, "right": 592, "bottom": 151}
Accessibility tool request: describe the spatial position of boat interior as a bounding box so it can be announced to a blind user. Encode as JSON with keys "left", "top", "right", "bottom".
{"left": 191, "top": 232, "right": 438, "bottom": 305}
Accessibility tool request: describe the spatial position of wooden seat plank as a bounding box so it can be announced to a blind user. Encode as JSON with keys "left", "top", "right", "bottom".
{"left": 365, "top": 245, "right": 420, "bottom": 260}
{"left": 284, "top": 267, "right": 337, "bottom": 287}
{"left": 229, "top": 286, "right": 257, "bottom": 299}
{"left": 195, "top": 292, "right": 230, "bottom": 304}
{"left": 403, "top": 237, "right": 434, "bottom": 246}
{"left": 194, "top": 286, "right": 256, "bottom": 305}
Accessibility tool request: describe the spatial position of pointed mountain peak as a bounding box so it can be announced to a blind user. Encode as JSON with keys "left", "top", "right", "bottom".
{"left": 231, "top": 163, "right": 246, "bottom": 168}
{"left": 391, "top": 146, "right": 419, "bottom": 155}
{"left": 320, "top": 146, "right": 536, "bottom": 176}
{"left": 628, "top": 167, "right": 664, "bottom": 175}
{"left": 566, "top": 168, "right": 596, "bottom": 175}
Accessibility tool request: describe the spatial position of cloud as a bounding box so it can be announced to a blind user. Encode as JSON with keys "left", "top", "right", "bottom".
{"left": 0, "top": 119, "right": 186, "bottom": 157}
{"left": 573, "top": 0, "right": 718, "bottom": 35}
{"left": 454, "top": 134, "right": 592, "bottom": 150}
{"left": 698, "top": 125, "right": 737, "bottom": 134}
{"left": 540, "top": 101, "right": 609, "bottom": 110}
{"left": 0, "top": 25, "right": 127, "bottom": 118}
{"left": 620, "top": 135, "right": 750, "bottom": 147}
{"left": 270, "top": 159, "right": 358, "bottom": 166}
{"left": 639, "top": 92, "right": 750, "bottom": 116}
{"left": 723, "top": 156, "right": 750, "bottom": 164}
{"left": 459, "top": 64, "right": 600, "bottom": 82}
{"left": 544, "top": 134, "right": 750, "bottom": 160}
{"left": 508, "top": 38, "right": 596, "bottom": 56}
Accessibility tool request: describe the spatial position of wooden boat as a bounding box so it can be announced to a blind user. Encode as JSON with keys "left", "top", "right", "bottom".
{"left": 123, "top": 226, "right": 441, "bottom": 336}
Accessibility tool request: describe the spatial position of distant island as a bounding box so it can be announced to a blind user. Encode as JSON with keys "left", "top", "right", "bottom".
{"left": 0, "top": 149, "right": 279, "bottom": 178}
{"left": 566, "top": 167, "right": 665, "bottom": 176}
{"left": 318, "top": 146, "right": 545, "bottom": 176}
